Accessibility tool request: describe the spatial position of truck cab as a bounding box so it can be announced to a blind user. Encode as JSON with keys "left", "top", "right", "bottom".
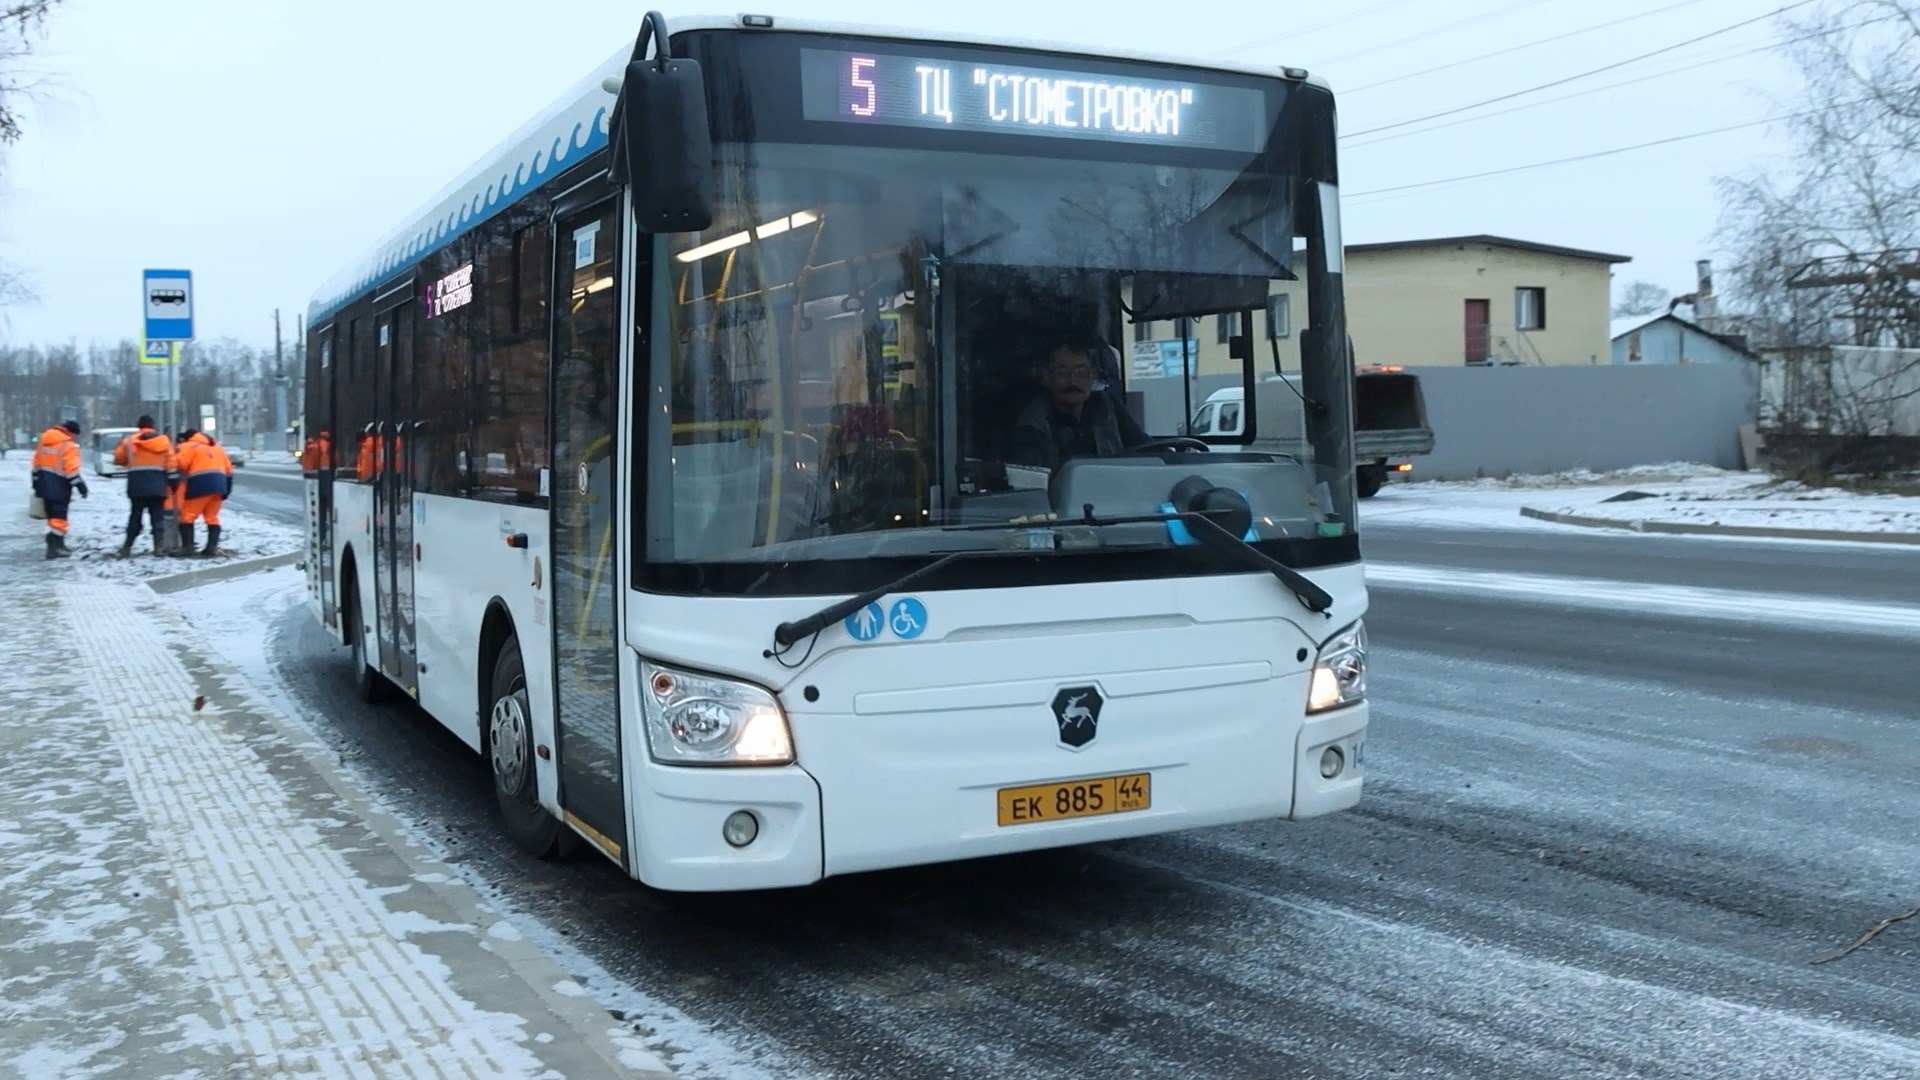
{"left": 1194, "top": 366, "right": 1434, "bottom": 497}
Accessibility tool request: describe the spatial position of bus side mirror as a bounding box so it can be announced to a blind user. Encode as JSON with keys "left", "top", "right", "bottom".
{"left": 617, "top": 56, "right": 714, "bottom": 234}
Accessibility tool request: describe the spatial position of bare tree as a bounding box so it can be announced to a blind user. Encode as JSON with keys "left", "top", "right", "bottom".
{"left": 1611, "top": 281, "right": 1671, "bottom": 318}
{"left": 1, "top": 2, "right": 61, "bottom": 324}
{"left": 1715, "top": 0, "right": 1920, "bottom": 478}
{"left": 1, "top": 1, "right": 61, "bottom": 146}
{"left": 0, "top": 256, "right": 29, "bottom": 306}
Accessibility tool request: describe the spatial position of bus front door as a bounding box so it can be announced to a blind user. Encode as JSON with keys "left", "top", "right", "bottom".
{"left": 372, "top": 312, "right": 398, "bottom": 681}
{"left": 388, "top": 303, "right": 418, "bottom": 695}
{"left": 547, "top": 191, "right": 628, "bottom": 863}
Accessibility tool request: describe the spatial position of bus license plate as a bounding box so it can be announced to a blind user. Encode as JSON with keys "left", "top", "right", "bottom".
{"left": 996, "top": 773, "right": 1151, "bottom": 827}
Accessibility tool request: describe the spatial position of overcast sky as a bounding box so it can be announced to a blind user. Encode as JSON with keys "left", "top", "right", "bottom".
{"left": 0, "top": 0, "right": 1799, "bottom": 346}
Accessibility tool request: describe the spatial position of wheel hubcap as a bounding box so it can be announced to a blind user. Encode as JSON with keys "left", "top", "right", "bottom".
{"left": 489, "top": 688, "right": 531, "bottom": 794}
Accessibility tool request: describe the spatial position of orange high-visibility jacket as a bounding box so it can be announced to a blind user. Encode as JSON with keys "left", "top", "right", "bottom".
{"left": 177, "top": 433, "right": 235, "bottom": 499}
{"left": 31, "top": 427, "right": 82, "bottom": 499}
{"left": 112, "top": 427, "right": 178, "bottom": 499}
{"left": 356, "top": 432, "right": 382, "bottom": 481}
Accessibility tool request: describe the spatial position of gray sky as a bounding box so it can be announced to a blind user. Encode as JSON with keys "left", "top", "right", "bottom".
{"left": 0, "top": 0, "right": 1797, "bottom": 346}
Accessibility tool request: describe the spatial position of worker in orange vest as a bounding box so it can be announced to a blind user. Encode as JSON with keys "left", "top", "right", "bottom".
{"left": 356, "top": 428, "right": 382, "bottom": 482}
{"left": 111, "top": 415, "right": 177, "bottom": 557}
{"left": 300, "top": 428, "right": 333, "bottom": 473}
{"left": 30, "top": 420, "right": 89, "bottom": 559}
{"left": 174, "top": 430, "right": 235, "bottom": 557}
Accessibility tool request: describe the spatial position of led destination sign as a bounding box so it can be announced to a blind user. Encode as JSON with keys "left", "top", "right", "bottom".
{"left": 799, "top": 48, "right": 1269, "bottom": 152}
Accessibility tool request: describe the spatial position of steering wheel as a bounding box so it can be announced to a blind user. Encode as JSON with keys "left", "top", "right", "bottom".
{"left": 1127, "top": 437, "right": 1211, "bottom": 454}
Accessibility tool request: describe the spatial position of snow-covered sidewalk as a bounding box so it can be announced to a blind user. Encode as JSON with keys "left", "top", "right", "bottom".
{"left": 3, "top": 451, "right": 301, "bottom": 578}
{"left": 0, "top": 490, "right": 667, "bottom": 1075}
{"left": 1364, "top": 464, "right": 1920, "bottom": 543}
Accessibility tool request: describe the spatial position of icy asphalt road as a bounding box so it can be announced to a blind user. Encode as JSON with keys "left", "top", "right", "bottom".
{"left": 226, "top": 457, "right": 306, "bottom": 525}
{"left": 264, "top": 519, "right": 1920, "bottom": 1079}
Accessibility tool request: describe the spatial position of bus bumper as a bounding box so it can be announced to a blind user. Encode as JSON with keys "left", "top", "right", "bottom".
{"left": 1292, "top": 701, "right": 1367, "bottom": 819}
{"left": 626, "top": 762, "right": 824, "bottom": 891}
{"left": 624, "top": 689, "right": 1368, "bottom": 892}
{"left": 797, "top": 671, "right": 1358, "bottom": 880}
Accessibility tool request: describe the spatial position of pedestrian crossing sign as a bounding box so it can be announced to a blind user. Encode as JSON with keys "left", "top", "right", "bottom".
{"left": 140, "top": 336, "right": 180, "bottom": 365}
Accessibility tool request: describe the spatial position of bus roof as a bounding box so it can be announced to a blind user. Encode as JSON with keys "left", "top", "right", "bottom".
{"left": 305, "top": 14, "right": 1323, "bottom": 327}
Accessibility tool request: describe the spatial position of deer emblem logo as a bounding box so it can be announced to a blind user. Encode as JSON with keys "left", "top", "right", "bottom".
{"left": 1050, "top": 686, "right": 1104, "bottom": 750}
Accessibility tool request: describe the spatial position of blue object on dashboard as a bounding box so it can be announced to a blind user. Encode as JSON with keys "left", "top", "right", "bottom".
{"left": 1159, "top": 500, "right": 1260, "bottom": 546}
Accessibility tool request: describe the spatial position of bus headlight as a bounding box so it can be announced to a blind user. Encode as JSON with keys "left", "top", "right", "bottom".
{"left": 641, "top": 661, "right": 794, "bottom": 766}
{"left": 1307, "top": 620, "right": 1367, "bottom": 714}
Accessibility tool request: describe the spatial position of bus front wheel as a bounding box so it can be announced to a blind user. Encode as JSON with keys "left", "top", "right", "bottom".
{"left": 344, "top": 578, "right": 391, "bottom": 704}
{"left": 487, "top": 636, "right": 576, "bottom": 860}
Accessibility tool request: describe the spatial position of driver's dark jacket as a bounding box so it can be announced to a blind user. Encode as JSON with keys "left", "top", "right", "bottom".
{"left": 1005, "top": 391, "right": 1150, "bottom": 470}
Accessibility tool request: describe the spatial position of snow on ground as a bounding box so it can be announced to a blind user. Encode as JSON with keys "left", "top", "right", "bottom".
{"left": 1365, "top": 462, "right": 1920, "bottom": 539}
{"left": 3, "top": 451, "right": 301, "bottom": 578}
{"left": 1365, "top": 562, "right": 1920, "bottom": 638}
{"left": 171, "top": 565, "right": 793, "bottom": 1080}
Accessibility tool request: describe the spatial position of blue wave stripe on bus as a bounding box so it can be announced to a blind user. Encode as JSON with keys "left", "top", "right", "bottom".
{"left": 306, "top": 48, "right": 627, "bottom": 327}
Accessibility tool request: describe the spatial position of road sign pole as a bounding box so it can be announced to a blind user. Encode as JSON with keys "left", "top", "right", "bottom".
{"left": 143, "top": 269, "right": 194, "bottom": 555}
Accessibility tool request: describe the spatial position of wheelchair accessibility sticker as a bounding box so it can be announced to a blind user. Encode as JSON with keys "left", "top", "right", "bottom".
{"left": 843, "top": 596, "right": 928, "bottom": 642}
{"left": 888, "top": 598, "right": 927, "bottom": 640}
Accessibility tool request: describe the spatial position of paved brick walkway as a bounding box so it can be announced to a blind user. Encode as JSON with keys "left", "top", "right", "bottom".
{"left": 0, "top": 511, "right": 666, "bottom": 1077}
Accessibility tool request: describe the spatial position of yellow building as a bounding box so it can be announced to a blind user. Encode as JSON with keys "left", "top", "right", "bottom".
{"left": 1127, "top": 234, "right": 1630, "bottom": 379}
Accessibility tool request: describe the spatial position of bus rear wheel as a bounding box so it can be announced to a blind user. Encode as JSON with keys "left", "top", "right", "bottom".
{"left": 487, "top": 636, "right": 576, "bottom": 860}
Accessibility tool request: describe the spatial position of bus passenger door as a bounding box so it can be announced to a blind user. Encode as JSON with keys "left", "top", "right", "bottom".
{"left": 389, "top": 303, "right": 419, "bottom": 695}
{"left": 316, "top": 329, "right": 337, "bottom": 628}
{"left": 547, "top": 191, "right": 627, "bottom": 862}
{"left": 372, "top": 311, "right": 398, "bottom": 680}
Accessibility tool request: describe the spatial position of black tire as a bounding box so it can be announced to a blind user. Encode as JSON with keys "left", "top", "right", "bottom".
{"left": 344, "top": 577, "right": 392, "bottom": 704}
{"left": 1356, "top": 465, "right": 1386, "bottom": 499}
{"left": 487, "top": 636, "right": 576, "bottom": 859}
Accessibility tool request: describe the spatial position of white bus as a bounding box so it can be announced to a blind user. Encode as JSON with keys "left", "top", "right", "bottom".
{"left": 303, "top": 12, "right": 1369, "bottom": 892}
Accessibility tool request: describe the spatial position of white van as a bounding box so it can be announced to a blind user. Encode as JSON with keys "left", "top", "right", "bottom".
{"left": 89, "top": 427, "right": 141, "bottom": 477}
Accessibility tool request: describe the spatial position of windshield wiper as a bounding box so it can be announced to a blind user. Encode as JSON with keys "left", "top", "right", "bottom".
{"left": 771, "top": 501, "right": 1334, "bottom": 651}
{"left": 1067, "top": 502, "right": 1335, "bottom": 618}
{"left": 771, "top": 549, "right": 1000, "bottom": 650}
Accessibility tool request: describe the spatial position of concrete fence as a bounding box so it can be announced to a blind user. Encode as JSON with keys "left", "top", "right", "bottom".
{"left": 1133, "top": 362, "right": 1760, "bottom": 481}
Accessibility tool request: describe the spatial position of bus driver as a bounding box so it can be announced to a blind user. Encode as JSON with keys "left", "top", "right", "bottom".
{"left": 1003, "top": 341, "right": 1151, "bottom": 471}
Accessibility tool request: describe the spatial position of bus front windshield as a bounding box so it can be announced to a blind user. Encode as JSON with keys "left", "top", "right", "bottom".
{"left": 643, "top": 71, "right": 1352, "bottom": 592}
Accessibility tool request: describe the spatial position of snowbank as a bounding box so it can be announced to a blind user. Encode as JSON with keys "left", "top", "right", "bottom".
{"left": 1535, "top": 475, "right": 1920, "bottom": 536}
{"left": 3, "top": 452, "right": 302, "bottom": 578}
{"left": 1366, "top": 464, "right": 1920, "bottom": 539}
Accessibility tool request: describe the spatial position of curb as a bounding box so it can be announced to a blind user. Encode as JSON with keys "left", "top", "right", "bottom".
{"left": 147, "top": 551, "right": 302, "bottom": 593}
{"left": 1519, "top": 506, "right": 1920, "bottom": 546}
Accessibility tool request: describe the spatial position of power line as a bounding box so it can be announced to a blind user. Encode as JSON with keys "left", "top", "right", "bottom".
{"left": 1345, "top": 0, "right": 1717, "bottom": 93}
{"left": 1223, "top": 0, "right": 1432, "bottom": 58}
{"left": 1315, "top": 0, "right": 1565, "bottom": 69}
{"left": 1342, "top": 11, "right": 1894, "bottom": 149}
{"left": 1344, "top": 0, "right": 1817, "bottom": 139}
{"left": 1344, "top": 109, "right": 1811, "bottom": 200}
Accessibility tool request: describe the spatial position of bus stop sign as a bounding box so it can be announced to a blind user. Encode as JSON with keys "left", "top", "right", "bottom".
{"left": 143, "top": 268, "right": 194, "bottom": 342}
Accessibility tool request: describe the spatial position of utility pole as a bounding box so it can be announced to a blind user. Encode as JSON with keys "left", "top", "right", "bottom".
{"left": 273, "top": 308, "right": 288, "bottom": 442}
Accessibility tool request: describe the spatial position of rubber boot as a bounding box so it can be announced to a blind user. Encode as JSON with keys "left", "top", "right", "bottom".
{"left": 45, "top": 533, "right": 63, "bottom": 560}
{"left": 173, "top": 522, "right": 195, "bottom": 558}
{"left": 117, "top": 533, "right": 135, "bottom": 558}
{"left": 200, "top": 525, "right": 221, "bottom": 558}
